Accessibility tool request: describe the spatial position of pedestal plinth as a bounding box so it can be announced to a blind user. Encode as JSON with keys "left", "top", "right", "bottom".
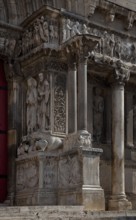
{"left": 16, "top": 152, "right": 58, "bottom": 206}
{"left": 61, "top": 130, "right": 105, "bottom": 211}
{"left": 82, "top": 147, "right": 105, "bottom": 211}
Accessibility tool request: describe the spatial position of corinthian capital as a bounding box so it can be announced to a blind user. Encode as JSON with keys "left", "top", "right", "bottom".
{"left": 113, "top": 60, "right": 130, "bottom": 85}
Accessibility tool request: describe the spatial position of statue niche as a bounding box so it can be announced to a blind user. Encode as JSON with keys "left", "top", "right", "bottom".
{"left": 93, "top": 87, "right": 104, "bottom": 143}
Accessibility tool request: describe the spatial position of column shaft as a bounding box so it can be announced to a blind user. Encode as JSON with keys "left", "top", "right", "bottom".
{"left": 68, "top": 64, "right": 77, "bottom": 133}
{"left": 109, "top": 82, "right": 132, "bottom": 210}
{"left": 78, "top": 58, "right": 88, "bottom": 131}
{"left": 112, "top": 84, "right": 125, "bottom": 196}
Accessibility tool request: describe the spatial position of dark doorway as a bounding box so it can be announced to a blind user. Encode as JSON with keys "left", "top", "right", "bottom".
{"left": 0, "top": 60, "right": 8, "bottom": 202}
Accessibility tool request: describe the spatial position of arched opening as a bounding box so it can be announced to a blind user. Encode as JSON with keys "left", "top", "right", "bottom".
{"left": 0, "top": 60, "right": 8, "bottom": 202}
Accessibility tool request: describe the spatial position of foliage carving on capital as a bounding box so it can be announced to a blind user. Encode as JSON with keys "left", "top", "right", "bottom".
{"left": 113, "top": 60, "right": 130, "bottom": 84}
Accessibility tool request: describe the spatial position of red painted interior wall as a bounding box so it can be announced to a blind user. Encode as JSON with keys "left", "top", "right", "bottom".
{"left": 0, "top": 60, "right": 8, "bottom": 202}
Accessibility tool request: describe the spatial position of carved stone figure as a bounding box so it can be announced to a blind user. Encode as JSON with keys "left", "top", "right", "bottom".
{"left": 127, "top": 11, "right": 135, "bottom": 30}
{"left": 62, "top": 18, "right": 67, "bottom": 42}
{"left": 49, "top": 24, "right": 55, "bottom": 41}
{"left": 37, "top": 18, "right": 46, "bottom": 42}
{"left": 71, "top": 21, "right": 81, "bottom": 37}
{"left": 28, "top": 28, "right": 33, "bottom": 50}
{"left": 77, "top": 130, "right": 92, "bottom": 147}
{"left": 66, "top": 19, "right": 72, "bottom": 40}
{"left": 54, "top": 25, "right": 58, "bottom": 39}
{"left": 34, "top": 22, "right": 41, "bottom": 46}
{"left": 114, "top": 60, "right": 130, "bottom": 83}
{"left": 93, "top": 88, "right": 104, "bottom": 143}
{"left": 37, "top": 73, "right": 50, "bottom": 131}
{"left": 17, "top": 132, "right": 63, "bottom": 156}
{"left": 34, "top": 139, "right": 48, "bottom": 151}
{"left": 114, "top": 37, "right": 121, "bottom": 59}
{"left": 42, "top": 18, "right": 49, "bottom": 42}
{"left": 101, "top": 31, "right": 110, "bottom": 55}
{"left": 4, "top": 38, "right": 16, "bottom": 56}
{"left": 26, "top": 77, "right": 37, "bottom": 134}
{"left": 109, "top": 34, "right": 115, "bottom": 58}
{"left": 82, "top": 24, "right": 89, "bottom": 34}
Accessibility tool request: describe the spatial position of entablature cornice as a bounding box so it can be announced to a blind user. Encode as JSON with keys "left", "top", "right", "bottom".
{"left": 21, "top": 5, "right": 60, "bottom": 28}
{"left": 88, "top": 53, "right": 136, "bottom": 86}
{"left": 10, "top": 4, "right": 136, "bottom": 86}
{"left": 86, "top": 0, "right": 136, "bottom": 31}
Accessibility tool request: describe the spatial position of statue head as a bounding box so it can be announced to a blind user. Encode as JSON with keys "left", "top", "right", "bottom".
{"left": 27, "top": 77, "right": 37, "bottom": 88}
{"left": 67, "top": 19, "right": 71, "bottom": 25}
{"left": 39, "top": 73, "right": 44, "bottom": 82}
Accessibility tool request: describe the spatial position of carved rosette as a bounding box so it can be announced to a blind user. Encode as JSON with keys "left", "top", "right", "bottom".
{"left": 53, "top": 73, "right": 66, "bottom": 134}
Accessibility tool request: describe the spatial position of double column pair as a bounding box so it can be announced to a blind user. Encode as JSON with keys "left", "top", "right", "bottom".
{"left": 68, "top": 55, "right": 132, "bottom": 210}
{"left": 68, "top": 56, "right": 87, "bottom": 133}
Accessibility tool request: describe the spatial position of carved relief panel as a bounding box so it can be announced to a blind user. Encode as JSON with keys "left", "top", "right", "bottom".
{"left": 43, "top": 157, "right": 58, "bottom": 188}
{"left": 16, "top": 159, "right": 39, "bottom": 192}
{"left": 16, "top": 14, "right": 59, "bottom": 56}
{"left": 58, "top": 154, "right": 82, "bottom": 188}
{"left": 52, "top": 73, "right": 67, "bottom": 135}
{"left": 25, "top": 72, "right": 50, "bottom": 134}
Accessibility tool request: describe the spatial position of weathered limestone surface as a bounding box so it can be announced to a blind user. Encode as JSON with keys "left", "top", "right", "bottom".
{"left": 1, "top": 0, "right": 136, "bottom": 215}
{"left": 0, "top": 206, "right": 136, "bottom": 220}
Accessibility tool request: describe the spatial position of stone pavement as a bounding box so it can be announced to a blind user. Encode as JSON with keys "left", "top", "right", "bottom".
{"left": 0, "top": 206, "right": 136, "bottom": 220}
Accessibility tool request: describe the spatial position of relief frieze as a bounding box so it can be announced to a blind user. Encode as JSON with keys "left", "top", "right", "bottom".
{"left": 17, "top": 15, "right": 59, "bottom": 56}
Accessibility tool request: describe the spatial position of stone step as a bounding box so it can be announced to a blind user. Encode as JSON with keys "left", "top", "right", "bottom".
{"left": 0, "top": 206, "right": 136, "bottom": 219}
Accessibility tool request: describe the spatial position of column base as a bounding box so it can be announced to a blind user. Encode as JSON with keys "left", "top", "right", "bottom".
{"left": 108, "top": 196, "right": 132, "bottom": 211}
{"left": 82, "top": 186, "right": 105, "bottom": 211}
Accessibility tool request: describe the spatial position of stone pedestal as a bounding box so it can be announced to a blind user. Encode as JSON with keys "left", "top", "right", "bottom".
{"left": 16, "top": 152, "right": 58, "bottom": 205}
{"left": 61, "top": 130, "right": 105, "bottom": 211}
{"left": 82, "top": 147, "right": 105, "bottom": 210}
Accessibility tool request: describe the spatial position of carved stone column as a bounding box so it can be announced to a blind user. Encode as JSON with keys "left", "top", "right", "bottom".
{"left": 68, "top": 62, "right": 77, "bottom": 133}
{"left": 108, "top": 61, "right": 132, "bottom": 211}
{"left": 78, "top": 56, "right": 88, "bottom": 131}
{"left": 63, "top": 34, "right": 100, "bottom": 132}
